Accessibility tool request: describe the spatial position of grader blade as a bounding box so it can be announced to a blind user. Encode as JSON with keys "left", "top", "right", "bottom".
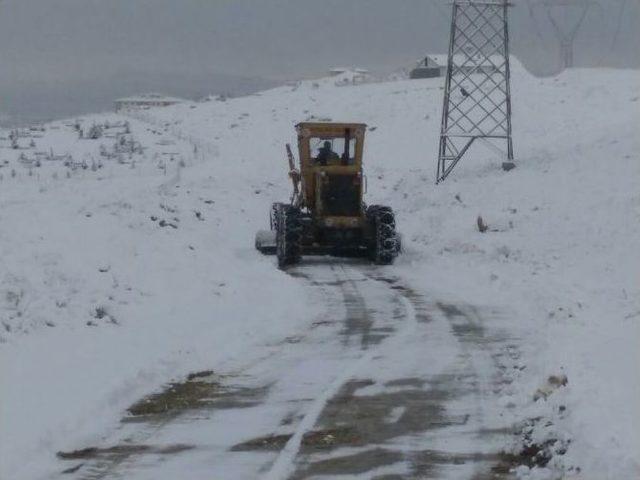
{"left": 255, "top": 230, "right": 276, "bottom": 255}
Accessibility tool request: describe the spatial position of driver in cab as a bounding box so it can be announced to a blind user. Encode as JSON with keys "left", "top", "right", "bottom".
{"left": 316, "top": 140, "right": 341, "bottom": 166}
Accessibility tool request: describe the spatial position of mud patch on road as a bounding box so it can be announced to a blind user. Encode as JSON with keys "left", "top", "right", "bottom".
{"left": 125, "top": 371, "right": 269, "bottom": 421}
{"left": 57, "top": 371, "right": 270, "bottom": 478}
{"left": 293, "top": 447, "right": 518, "bottom": 480}
{"left": 57, "top": 443, "right": 195, "bottom": 476}
{"left": 411, "top": 449, "right": 515, "bottom": 478}
{"left": 316, "top": 378, "right": 470, "bottom": 446}
{"left": 231, "top": 426, "right": 361, "bottom": 452}
{"left": 289, "top": 372, "right": 517, "bottom": 478}
{"left": 231, "top": 433, "right": 291, "bottom": 451}
{"left": 57, "top": 443, "right": 194, "bottom": 460}
{"left": 292, "top": 447, "right": 404, "bottom": 479}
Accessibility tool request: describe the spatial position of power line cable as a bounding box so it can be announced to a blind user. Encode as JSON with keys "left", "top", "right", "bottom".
{"left": 525, "top": 0, "right": 547, "bottom": 42}
{"left": 609, "top": 0, "right": 627, "bottom": 53}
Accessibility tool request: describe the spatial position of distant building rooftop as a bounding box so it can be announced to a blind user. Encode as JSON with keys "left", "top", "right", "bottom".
{"left": 328, "top": 68, "right": 369, "bottom": 76}
{"left": 410, "top": 55, "right": 445, "bottom": 79}
{"left": 429, "top": 53, "right": 503, "bottom": 70}
{"left": 114, "top": 93, "right": 184, "bottom": 112}
{"left": 410, "top": 54, "right": 501, "bottom": 80}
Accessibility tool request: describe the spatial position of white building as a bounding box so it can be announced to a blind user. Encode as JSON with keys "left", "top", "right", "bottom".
{"left": 410, "top": 56, "right": 445, "bottom": 79}
{"left": 429, "top": 54, "right": 500, "bottom": 76}
{"left": 328, "top": 68, "right": 372, "bottom": 86}
{"left": 114, "top": 93, "right": 183, "bottom": 113}
{"left": 328, "top": 67, "right": 369, "bottom": 77}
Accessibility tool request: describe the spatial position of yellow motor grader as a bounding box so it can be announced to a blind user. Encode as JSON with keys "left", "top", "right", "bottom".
{"left": 255, "top": 122, "right": 400, "bottom": 268}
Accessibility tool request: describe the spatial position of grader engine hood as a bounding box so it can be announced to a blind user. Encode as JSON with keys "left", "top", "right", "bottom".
{"left": 315, "top": 171, "right": 363, "bottom": 218}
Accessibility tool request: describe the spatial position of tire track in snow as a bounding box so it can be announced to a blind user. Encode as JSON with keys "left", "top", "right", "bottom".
{"left": 264, "top": 265, "right": 418, "bottom": 480}
{"left": 286, "top": 268, "right": 519, "bottom": 479}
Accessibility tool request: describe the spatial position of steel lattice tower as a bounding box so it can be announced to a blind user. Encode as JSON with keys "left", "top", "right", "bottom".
{"left": 437, "top": 0, "right": 514, "bottom": 183}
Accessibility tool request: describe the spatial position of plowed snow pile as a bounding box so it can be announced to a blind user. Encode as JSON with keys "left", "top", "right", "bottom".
{"left": 1, "top": 63, "right": 638, "bottom": 479}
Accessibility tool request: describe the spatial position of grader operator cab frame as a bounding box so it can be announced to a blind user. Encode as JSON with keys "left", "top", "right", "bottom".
{"left": 255, "top": 122, "right": 400, "bottom": 268}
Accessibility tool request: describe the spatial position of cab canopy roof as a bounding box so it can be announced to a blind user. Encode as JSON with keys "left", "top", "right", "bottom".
{"left": 296, "top": 122, "right": 367, "bottom": 137}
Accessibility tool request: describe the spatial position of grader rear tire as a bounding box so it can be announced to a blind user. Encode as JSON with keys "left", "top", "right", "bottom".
{"left": 367, "top": 205, "right": 398, "bottom": 265}
{"left": 276, "top": 205, "right": 302, "bottom": 268}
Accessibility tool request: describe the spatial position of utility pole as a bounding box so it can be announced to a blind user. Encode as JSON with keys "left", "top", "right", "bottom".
{"left": 543, "top": 0, "right": 594, "bottom": 70}
{"left": 437, "top": 0, "right": 514, "bottom": 183}
{"left": 526, "top": 0, "right": 599, "bottom": 71}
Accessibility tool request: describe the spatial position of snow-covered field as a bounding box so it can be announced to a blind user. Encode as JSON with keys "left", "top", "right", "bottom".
{"left": 0, "top": 62, "right": 638, "bottom": 479}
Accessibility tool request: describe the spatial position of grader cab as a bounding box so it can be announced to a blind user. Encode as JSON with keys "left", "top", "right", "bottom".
{"left": 255, "top": 122, "right": 400, "bottom": 268}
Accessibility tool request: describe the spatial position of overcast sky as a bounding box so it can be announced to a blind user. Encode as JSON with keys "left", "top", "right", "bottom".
{"left": 1, "top": 0, "right": 638, "bottom": 124}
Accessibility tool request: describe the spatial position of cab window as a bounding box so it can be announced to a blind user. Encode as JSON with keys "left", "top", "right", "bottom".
{"left": 310, "top": 137, "right": 356, "bottom": 165}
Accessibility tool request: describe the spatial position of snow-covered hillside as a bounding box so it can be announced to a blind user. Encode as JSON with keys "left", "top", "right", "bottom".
{"left": 1, "top": 64, "right": 638, "bottom": 479}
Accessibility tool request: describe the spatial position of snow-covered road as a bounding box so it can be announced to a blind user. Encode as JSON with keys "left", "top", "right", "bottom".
{"left": 52, "top": 259, "right": 521, "bottom": 479}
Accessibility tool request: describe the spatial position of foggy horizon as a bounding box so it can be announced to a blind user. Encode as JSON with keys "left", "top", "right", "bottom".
{"left": 1, "top": 0, "right": 638, "bottom": 126}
